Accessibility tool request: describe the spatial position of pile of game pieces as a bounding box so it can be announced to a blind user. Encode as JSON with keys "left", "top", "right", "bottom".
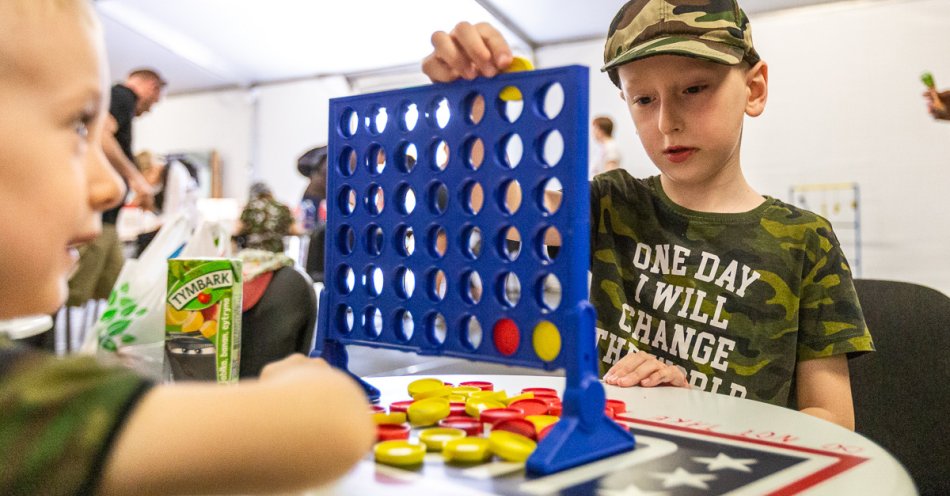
{"left": 371, "top": 378, "right": 628, "bottom": 467}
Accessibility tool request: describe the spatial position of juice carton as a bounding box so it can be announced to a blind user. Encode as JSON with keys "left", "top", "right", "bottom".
{"left": 165, "top": 258, "right": 242, "bottom": 383}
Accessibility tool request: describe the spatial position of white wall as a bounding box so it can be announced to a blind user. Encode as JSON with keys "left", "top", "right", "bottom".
{"left": 537, "top": 0, "right": 950, "bottom": 295}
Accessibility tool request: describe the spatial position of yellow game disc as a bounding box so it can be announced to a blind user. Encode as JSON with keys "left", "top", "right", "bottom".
{"left": 500, "top": 56, "right": 534, "bottom": 102}
{"left": 413, "top": 385, "right": 451, "bottom": 400}
{"left": 469, "top": 390, "right": 508, "bottom": 402}
{"left": 450, "top": 386, "right": 482, "bottom": 397}
{"left": 373, "top": 412, "right": 408, "bottom": 425}
{"left": 407, "top": 378, "right": 444, "bottom": 398}
{"left": 407, "top": 397, "right": 451, "bottom": 426}
{"left": 525, "top": 415, "right": 559, "bottom": 432}
{"left": 489, "top": 430, "right": 537, "bottom": 462}
{"left": 532, "top": 321, "right": 562, "bottom": 362}
{"left": 418, "top": 427, "right": 467, "bottom": 452}
{"left": 502, "top": 392, "right": 534, "bottom": 406}
{"left": 443, "top": 437, "right": 492, "bottom": 463}
{"left": 465, "top": 398, "right": 506, "bottom": 419}
{"left": 374, "top": 440, "right": 426, "bottom": 466}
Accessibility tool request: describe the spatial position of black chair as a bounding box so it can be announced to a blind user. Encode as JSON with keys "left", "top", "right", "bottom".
{"left": 850, "top": 279, "right": 950, "bottom": 495}
{"left": 240, "top": 266, "right": 318, "bottom": 378}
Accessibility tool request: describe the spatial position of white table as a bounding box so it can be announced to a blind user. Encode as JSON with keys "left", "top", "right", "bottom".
{"left": 309, "top": 374, "right": 916, "bottom": 496}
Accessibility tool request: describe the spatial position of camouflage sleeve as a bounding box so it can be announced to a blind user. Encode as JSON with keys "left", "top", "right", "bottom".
{"left": 796, "top": 224, "right": 875, "bottom": 361}
{"left": 0, "top": 338, "right": 152, "bottom": 495}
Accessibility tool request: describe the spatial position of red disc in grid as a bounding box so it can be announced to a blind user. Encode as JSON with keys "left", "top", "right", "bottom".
{"left": 459, "top": 381, "right": 494, "bottom": 391}
{"left": 493, "top": 318, "right": 519, "bottom": 356}
{"left": 389, "top": 400, "right": 414, "bottom": 413}
{"left": 606, "top": 399, "right": 627, "bottom": 414}
{"left": 492, "top": 418, "right": 537, "bottom": 440}
{"left": 439, "top": 416, "right": 482, "bottom": 436}
{"left": 376, "top": 423, "right": 411, "bottom": 441}
{"left": 508, "top": 398, "right": 549, "bottom": 416}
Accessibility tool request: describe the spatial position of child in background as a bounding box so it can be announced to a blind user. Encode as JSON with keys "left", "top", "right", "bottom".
{"left": 0, "top": 1, "right": 372, "bottom": 494}
{"left": 421, "top": 0, "right": 873, "bottom": 430}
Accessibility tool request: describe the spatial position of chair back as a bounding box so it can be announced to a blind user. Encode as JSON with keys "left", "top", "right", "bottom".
{"left": 851, "top": 279, "right": 950, "bottom": 495}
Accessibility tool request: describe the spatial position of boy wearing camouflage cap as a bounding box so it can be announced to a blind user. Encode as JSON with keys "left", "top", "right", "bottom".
{"left": 423, "top": 0, "right": 873, "bottom": 430}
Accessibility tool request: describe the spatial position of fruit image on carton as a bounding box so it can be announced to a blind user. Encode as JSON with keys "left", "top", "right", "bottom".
{"left": 165, "top": 258, "right": 243, "bottom": 383}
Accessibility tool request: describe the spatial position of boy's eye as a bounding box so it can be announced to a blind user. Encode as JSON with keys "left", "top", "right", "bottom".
{"left": 634, "top": 96, "right": 653, "bottom": 106}
{"left": 73, "top": 114, "right": 93, "bottom": 139}
{"left": 684, "top": 85, "right": 708, "bottom": 95}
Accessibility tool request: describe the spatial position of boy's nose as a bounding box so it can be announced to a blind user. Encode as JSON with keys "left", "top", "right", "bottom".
{"left": 86, "top": 145, "right": 125, "bottom": 212}
{"left": 657, "top": 101, "right": 684, "bottom": 135}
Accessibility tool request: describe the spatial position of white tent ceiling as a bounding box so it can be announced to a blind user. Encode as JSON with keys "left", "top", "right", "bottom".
{"left": 96, "top": 0, "right": 869, "bottom": 95}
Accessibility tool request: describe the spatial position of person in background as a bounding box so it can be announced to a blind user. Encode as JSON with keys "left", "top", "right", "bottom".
{"left": 421, "top": 0, "right": 873, "bottom": 431}
{"left": 591, "top": 115, "right": 622, "bottom": 177}
{"left": 298, "top": 145, "right": 329, "bottom": 282}
{"left": 237, "top": 182, "right": 295, "bottom": 253}
{"left": 131, "top": 151, "right": 200, "bottom": 255}
{"left": 0, "top": 1, "right": 373, "bottom": 494}
{"left": 67, "top": 67, "right": 165, "bottom": 311}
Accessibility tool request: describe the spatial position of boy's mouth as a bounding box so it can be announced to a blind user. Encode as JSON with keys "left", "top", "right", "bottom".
{"left": 663, "top": 146, "right": 696, "bottom": 163}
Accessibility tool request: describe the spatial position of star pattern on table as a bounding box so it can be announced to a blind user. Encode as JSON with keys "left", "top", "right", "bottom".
{"left": 693, "top": 452, "right": 758, "bottom": 472}
{"left": 597, "top": 483, "right": 670, "bottom": 496}
{"left": 650, "top": 467, "right": 717, "bottom": 490}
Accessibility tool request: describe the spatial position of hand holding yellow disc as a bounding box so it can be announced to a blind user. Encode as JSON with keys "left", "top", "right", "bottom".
{"left": 499, "top": 56, "right": 534, "bottom": 102}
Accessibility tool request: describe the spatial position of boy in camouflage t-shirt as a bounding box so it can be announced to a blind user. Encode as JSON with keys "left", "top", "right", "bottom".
{"left": 423, "top": 0, "right": 873, "bottom": 429}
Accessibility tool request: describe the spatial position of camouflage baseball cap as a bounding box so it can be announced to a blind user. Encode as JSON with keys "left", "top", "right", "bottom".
{"left": 602, "top": 0, "right": 761, "bottom": 87}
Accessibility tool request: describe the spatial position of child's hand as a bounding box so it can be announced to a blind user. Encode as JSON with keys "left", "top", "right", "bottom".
{"left": 422, "top": 22, "right": 513, "bottom": 83}
{"left": 603, "top": 350, "right": 689, "bottom": 388}
{"left": 259, "top": 353, "right": 330, "bottom": 383}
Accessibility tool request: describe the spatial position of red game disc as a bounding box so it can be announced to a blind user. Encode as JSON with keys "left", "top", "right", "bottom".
{"left": 538, "top": 422, "right": 556, "bottom": 441}
{"left": 389, "top": 400, "right": 414, "bottom": 414}
{"left": 492, "top": 418, "right": 537, "bottom": 440}
{"left": 508, "top": 398, "right": 549, "bottom": 416}
{"left": 449, "top": 402, "right": 467, "bottom": 417}
{"left": 604, "top": 406, "right": 616, "bottom": 419}
{"left": 376, "top": 423, "right": 410, "bottom": 441}
{"left": 521, "top": 387, "right": 559, "bottom": 398}
{"left": 459, "top": 381, "right": 494, "bottom": 391}
{"left": 493, "top": 318, "right": 520, "bottom": 356}
{"left": 370, "top": 404, "right": 386, "bottom": 413}
{"left": 479, "top": 407, "right": 524, "bottom": 426}
{"left": 606, "top": 399, "right": 627, "bottom": 414}
{"left": 439, "top": 416, "right": 482, "bottom": 436}
{"left": 549, "top": 403, "right": 563, "bottom": 416}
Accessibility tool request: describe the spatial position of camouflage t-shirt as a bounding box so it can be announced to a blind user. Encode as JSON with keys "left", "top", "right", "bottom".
{"left": 590, "top": 171, "right": 874, "bottom": 407}
{"left": 0, "top": 335, "right": 152, "bottom": 495}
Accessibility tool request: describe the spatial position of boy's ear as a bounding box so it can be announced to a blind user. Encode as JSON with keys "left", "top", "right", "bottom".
{"left": 745, "top": 61, "right": 768, "bottom": 117}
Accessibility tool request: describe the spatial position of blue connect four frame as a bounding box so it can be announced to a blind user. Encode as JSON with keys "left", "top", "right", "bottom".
{"left": 313, "top": 65, "right": 635, "bottom": 474}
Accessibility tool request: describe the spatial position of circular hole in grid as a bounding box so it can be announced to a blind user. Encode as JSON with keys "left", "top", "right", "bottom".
{"left": 395, "top": 309, "right": 414, "bottom": 342}
{"left": 462, "top": 225, "right": 482, "bottom": 259}
{"left": 369, "top": 105, "right": 389, "bottom": 134}
{"left": 339, "top": 147, "right": 357, "bottom": 176}
{"left": 500, "top": 226, "right": 522, "bottom": 262}
{"left": 431, "top": 139, "right": 450, "bottom": 172}
{"left": 400, "top": 101, "right": 419, "bottom": 132}
{"left": 499, "top": 272, "right": 521, "bottom": 308}
{"left": 395, "top": 225, "right": 415, "bottom": 256}
{"left": 363, "top": 265, "right": 384, "bottom": 296}
{"left": 499, "top": 133, "right": 523, "bottom": 168}
{"left": 337, "top": 225, "right": 356, "bottom": 255}
{"left": 540, "top": 129, "right": 564, "bottom": 167}
{"left": 365, "top": 184, "right": 385, "bottom": 215}
{"left": 427, "top": 312, "right": 447, "bottom": 346}
{"left": 465, "top": 137, "right": 485, "bottom": 170}
{"left": 396, "top": 141, "right": 417, "bottom": 173}
{"left": 367, "top": 144, "right": 387, "bottom": 175}
{"left": 463, "top": 271, "right": 483, "bottom": 304}
{"left": 539, "top": 82, "right": 565, "bottom": 120}
{"left": 394, "top": 266, "right": 416, "bottom": 299}
{"left": 338, "top": 186, "right": 357, "bottom": 215}
{"left": 427, "top": 96, "right": 451, "bottom": 129}
{"left": 365, "top": 224, "right": 384, "bottom": 256}
{"left": 497, "top": 89, "right": 524, "bottom": 123}
{"left": 466, "top": 92, "right": 486, "bottom": 125}
{"left": 428, "top": 225, "right": 447, "bottom": 258}
{"left": 428, "top": 269, "right": 447, "bottom": 302}
{"left": 462, "top": 315, "right": 483, "bottom": 351}
{"left": 428, "top": 181, "right": 448, "bottom": 215}
{"left": 463, "top": 181, "right": 484, "bottom": 216}
{"left": 363, "top": 306, "right": 383, "bottom": 338}
{"left": 541, "top": 177, "right": 563, "bottom": 215}
{"left": 340, "top": 108, "right": 359, "bottom": 137}
{"left": 336, "top": 305, "right": 354, "bottom": 334}
{"left": 502, "top": 180, "right": 522, "bottom": 215}
{"left": 395, "top": 183, "right": 416, "bottom": 215}
{"left": 539, "top": 274, "right": 562, "bottom": 312}
{"left": 336, "top": 265, "right": 355, "bottom": 294}
{"left": 540, "top": 226, "right": 562, "bottom": 263}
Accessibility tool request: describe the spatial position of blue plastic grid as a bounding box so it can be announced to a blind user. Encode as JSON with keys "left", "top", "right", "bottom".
{"left": 313, "top": 65, "right": 634, "bottom": 474}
